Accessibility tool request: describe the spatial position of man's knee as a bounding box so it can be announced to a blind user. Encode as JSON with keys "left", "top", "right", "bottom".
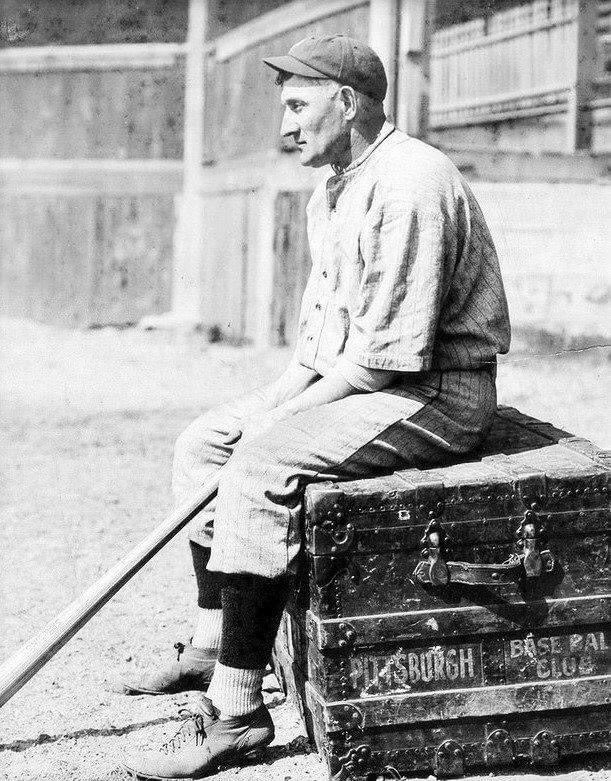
{"left": 172, "top": 413, "right": 223, "bottom": 499}
{"left": 173, "top": 410, "right": 219, "bottom": 465}
{"left": 173, "top": 422, "right": 199, "bottom": 465}
{"left": 217, "top": 439, "right": 295, "bottom": 504}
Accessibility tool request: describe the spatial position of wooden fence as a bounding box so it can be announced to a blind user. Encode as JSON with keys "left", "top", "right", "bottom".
{"left": 429, "top": 0, "right": 609, "bottom": 146}
{"left": 202, "top": 0, "right": 370, "bottom": 163}
{"left": 430, "top": 0, "right": 580, "bottom": 127}
{"left": 195, "top": 0, "right": 373, "bottom": 345}
{"left": 0, "top": 42, "right": 184, "bottom": 326}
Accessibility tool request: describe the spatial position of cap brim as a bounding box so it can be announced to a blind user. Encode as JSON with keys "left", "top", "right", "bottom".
{"left": 263, "top": 55, "right": 328, "bottom": 79}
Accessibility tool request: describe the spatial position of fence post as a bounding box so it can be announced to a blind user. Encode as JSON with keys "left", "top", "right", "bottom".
{"left": 566, "top": 0, "right": 597, "bottom": 153}
{"left": 253, "top": 186, "right": 278, "bottom": 348}
{"left": 172, "top": 0, "right": 208, "bottom": 325}
{"left": 368, "top": 0, "right": 399, "bottom": 120}
{"left": 395, "top": 0, "right": 434, "bottom": 138}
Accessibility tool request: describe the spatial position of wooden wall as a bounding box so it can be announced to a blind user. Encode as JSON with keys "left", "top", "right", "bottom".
{"left": 0, "top": 1, "right": 187, "bottom": 327}
{"left": 0, "top": 0, "right": 188, "bottom": 46}
{"left": 0, "top": 67, "right": 184, "bottom": 160}
{"left": 0, "top": 166, "right": 180, "bottom": 327}
{"left": 272, "top": 191, "right": 311, "bottom": 345}
{"left": 206, "top": 0, "right": 289, "bottom": 40}
{"left": 203, "top": 2, "right": 370, "bottom": 162}
{"left": 427, "top": 0, "right": 611, "bottom": 154}
{"left": 196, "top": 0, "right": 369, "bottom": 344}
{"left": 199, "top": 190, "right": 252, "bottom": 341}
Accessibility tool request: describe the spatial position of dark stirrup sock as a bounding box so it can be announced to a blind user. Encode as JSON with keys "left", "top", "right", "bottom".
{"left": 190, "top": 541, "right": 224, "bottom": 610}
{"left": 219, "top": 574, "right": 294, "bottom": 669}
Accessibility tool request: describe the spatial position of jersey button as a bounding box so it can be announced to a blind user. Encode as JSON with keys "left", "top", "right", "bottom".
{"left": 322, "top": 270, "right": 328, "bottom": 278}
{"left": 315, "top": 303, "right": 321, "bottom": 310}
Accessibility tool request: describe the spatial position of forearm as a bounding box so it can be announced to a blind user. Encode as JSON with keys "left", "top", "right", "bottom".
{"left": 277, "top": 371, "right": 357, "bottom": 416}
{"left": 233, "top": 360, "right": 397, "bottom": 443}
{"left": 268, "top": 356, "right": 320, "bottom": 406}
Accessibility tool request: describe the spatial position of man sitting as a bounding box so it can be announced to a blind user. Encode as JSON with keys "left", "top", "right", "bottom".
{"left": 122, "top": 34, "right": 510, "bottom": 779}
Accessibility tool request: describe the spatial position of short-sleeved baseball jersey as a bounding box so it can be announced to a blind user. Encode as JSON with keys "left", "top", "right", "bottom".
{"left": 296, "top": 123, "right": 510, "bottom": 376}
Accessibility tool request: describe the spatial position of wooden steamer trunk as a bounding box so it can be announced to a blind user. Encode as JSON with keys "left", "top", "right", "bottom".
{"left": 274, "top": 408, "right": 610, "bottom": 779}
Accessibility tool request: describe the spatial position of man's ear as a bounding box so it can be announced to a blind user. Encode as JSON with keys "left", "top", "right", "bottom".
{"left": 339, "top": 85, "right": 358, "bottom": 121}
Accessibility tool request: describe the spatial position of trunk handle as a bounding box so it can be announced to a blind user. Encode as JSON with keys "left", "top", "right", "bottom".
{"left": 413, "top": 513, "right": 555, "bottom": 587}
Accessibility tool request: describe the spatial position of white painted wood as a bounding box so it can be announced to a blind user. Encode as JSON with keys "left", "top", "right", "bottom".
{"left": 432, "top": 10, "right": 578, "bottom": 57}
{"left": 0, "top": 42, "right": 186, "bottom": 73}
{"left": 0, "top": 158, "right": 183, "bottom": 194}
{"left": 396, "top": 0, "right": 433, "bottom": 137}
{"left": 214, "top": 0, "right": 368, "bottom": 62}
{"left": 566, "top": 0, "right": 598, "bottom": 151}
{"left": 368, "top": 0, "right": 399, "bottom": 119}
{"left": 429, "top": 0, "right": 582, "bottom": 130}
{"left": 172, "top": 0, "right": 208, "bottom": 324}
{"left": 252, "top": 187, "right": 279, "bottom": 348}
{"left": 196, "top": 152, "right": 323, "bottom": 194}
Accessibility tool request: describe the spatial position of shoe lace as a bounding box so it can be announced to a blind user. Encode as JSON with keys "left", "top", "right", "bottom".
{"left": 160, "top": 709, "right": 207, "bottom": 754}
{"left": 173, "top": 641, "right": 186, "bottom": 661}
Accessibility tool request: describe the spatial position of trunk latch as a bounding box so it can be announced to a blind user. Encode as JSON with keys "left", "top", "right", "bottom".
{"left": 515, "top": 508, "right": 555, "bottom": 578}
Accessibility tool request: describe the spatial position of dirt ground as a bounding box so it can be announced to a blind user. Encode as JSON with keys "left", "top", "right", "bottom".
{"left": 0, "top": 317, "right": 609, "bottom": 781}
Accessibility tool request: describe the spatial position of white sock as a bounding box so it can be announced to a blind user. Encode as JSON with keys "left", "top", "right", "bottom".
{"left": 207, "top": 661, "right": 265, "bottom": 717}
{"left": 191, "top": 608, "right": 223, "bottom": 650}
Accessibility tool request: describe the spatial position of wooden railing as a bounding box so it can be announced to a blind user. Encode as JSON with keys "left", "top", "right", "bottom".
{"left": 429, "top": 0, "right": 585, "bottom": 128}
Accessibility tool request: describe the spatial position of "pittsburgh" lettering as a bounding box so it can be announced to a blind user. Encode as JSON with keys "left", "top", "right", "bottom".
{"left": 350, "top": 645, "right": 478, "bottom": 692}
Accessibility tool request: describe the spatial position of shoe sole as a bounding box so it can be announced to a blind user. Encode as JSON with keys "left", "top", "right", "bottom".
{"left": 121, "top": 680, "right": 212, "bottom": 696}
{"left": 122, "top": 684, "right": 210, "bottom": 696}
{"left": 122, "top": 745, "right": 271, "bottom": 780}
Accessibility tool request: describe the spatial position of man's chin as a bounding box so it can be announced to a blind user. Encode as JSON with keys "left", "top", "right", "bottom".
{"left": 298, "top": 153, "right": 326, "bottom": 169}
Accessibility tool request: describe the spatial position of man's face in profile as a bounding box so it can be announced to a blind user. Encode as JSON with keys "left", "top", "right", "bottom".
{"left": 280, "top": 76, "right": 348, "bottom": 168}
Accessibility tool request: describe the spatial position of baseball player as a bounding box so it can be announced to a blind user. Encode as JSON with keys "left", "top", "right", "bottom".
{"left": 122, "top": 34, "right": 510, "bottom": 779}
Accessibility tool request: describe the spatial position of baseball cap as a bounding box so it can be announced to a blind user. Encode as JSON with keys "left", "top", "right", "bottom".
{"left": 263, "top": 34, "right": 387, "bottom": 102}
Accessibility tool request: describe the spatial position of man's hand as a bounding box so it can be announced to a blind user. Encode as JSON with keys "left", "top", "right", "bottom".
{"left": 224, "top": 407, "right": 293, "bottom": 447}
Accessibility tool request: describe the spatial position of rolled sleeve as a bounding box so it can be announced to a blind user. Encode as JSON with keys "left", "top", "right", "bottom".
{"left": 343, "top": 183, "right": 459, "bottom": 372}
{"left": 332, "top": 356, "right": 398, "bottom": 391}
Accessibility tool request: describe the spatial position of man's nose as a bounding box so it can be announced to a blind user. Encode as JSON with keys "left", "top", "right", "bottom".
{"left": 280, "top": 109, "right": 299, "bottom": 138}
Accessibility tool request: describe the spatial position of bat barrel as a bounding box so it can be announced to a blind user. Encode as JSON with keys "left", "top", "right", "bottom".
{"left": 0, "top": 477, "right": 219, "bottom": 708}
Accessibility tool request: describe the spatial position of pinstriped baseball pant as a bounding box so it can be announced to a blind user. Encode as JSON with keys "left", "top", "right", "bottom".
{"left": 173, "top": 368, "right": 496, "bottom": 579}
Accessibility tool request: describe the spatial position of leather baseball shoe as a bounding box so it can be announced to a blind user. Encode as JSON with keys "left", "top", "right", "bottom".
{"left": 121, "top": 642, "right": 217, "bottom": 695}
{"left": 122, "top": 699, "right": 274, "bottom": 779}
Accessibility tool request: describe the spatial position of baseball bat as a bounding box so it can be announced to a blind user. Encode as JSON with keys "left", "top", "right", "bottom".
{"left": 0, "top": 475, "right": 219, "bottom": 708}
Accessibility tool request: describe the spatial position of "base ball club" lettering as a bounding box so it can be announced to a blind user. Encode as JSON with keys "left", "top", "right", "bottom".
{"left": 505, "top": 631, "right": 608, "bottom": 682}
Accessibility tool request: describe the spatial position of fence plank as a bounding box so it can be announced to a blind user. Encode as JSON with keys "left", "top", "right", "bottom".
{"left": 272, "top": 191, "right": 312, "bottom": 347}
{"left": 203, "top": 3, "right": 370, "bottom": 162}
{"left": 429, "top": 0, "right": 582, "bottom": 128}
{"left": 396, "top": 0, "right": 434, "bottom": 136}
{"left": 0, "top": 67, "right": 184, "bottom": 159}
{"left": 214, "top": 0, "right": 368, "bottom": 62}
{"left": 0, "top": 43, "right": 186, "bottom": 72}
{"left": 200, "top": 192, "right": 249, "bottom": 342}
{"left": 566, "top": 0, "right": 598, "bottom": 150}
